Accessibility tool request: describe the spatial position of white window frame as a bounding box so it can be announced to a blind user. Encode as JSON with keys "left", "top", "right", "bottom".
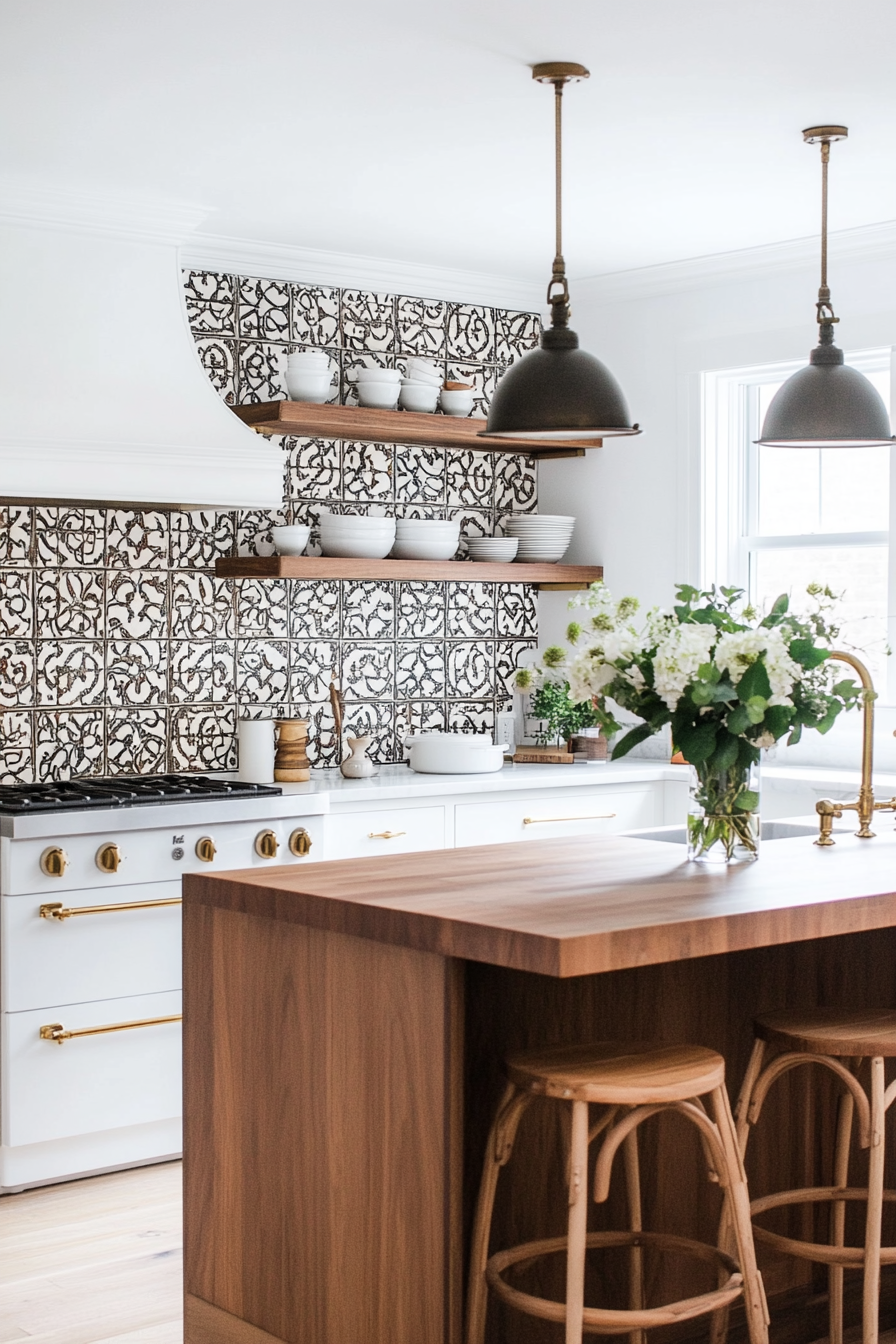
{"left": 702, "top": 346, "right": 896, "bottom": 699}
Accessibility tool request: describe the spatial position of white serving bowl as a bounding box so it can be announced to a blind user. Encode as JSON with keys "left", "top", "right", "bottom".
{"left": 406, "top": 369, "right": 442, "bottom": 387}
{"left": 399, "top": 383, "right": 439, "bottom": 413}
{"left": 353, "top": 367, "right": 401, "bottom": 382}
{"left": 467, "top": 538, "right": 519, "bottom": 561}
{"left": 390, "top": 539, "right": 459, "bottom": 561}
{"left": 320, "top": 535, "right": 396, "bottom": 559}
{"left": 395, "top": 518, "right": 459, "bottom": 533}
{"left": 270, "top": 525, "right": 311, "bottom": 556}
{"left": 357, "top": 384, "right": 400, "bottom": 409}
{"left": 321, "top": 511, "right": 394, "bottom": 529}
{"left": 285, "top": 371, "right": 332, "bottom": 403}
{"left": 439, "top": 389, "right": 475, "bottom": 417}
{"left": 407, "top": 733, "right": 511, "bottom": 775}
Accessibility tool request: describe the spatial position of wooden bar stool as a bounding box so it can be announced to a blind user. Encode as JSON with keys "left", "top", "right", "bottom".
{"left": 733, "top": 1009, "right": 896, "bottom": 1344}
{"left": 466, "top": 1041, "right": 770, "bottom": 1344}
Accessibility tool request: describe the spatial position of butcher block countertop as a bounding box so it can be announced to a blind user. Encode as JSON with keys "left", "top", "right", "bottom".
{"left": 183, "top": 828, "right": 896, "bottom": 978}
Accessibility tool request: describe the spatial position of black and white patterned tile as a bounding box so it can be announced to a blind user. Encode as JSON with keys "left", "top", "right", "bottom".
{"left": 447, "top": 583, "right": 495, "bottom": 638}
{"left": 169, "top": 640, "right": 235, "bottom": 703}
{"left": 495, "top": 309, "right": 541, "bottom": 364}
{"left": 494, "top": 455, "right": 537, "bottom": 514}
{"left": 106, "top": 571, "right": 167, "bottom": 640}
{"left": 0, "top": 710, "right": 33, "bottom": 782}
{"left": 291, "top": 285, "right": 340, "bottom": 347}
{"left": 37, "top": 641, "right": 104, "bottom": 707}
{"left": 396, "top": 641, "right": 445, "bottom": 699}
{"left": 341, "top": 641, "right": 395, "bottom": 700}
{"left": 106, "top": 708, "right": 168, "bottom": 775}
{"left": 237, "top": 578, "right": 289, "bottom": 639}
{"left": 447, "top": 304, "right": 495, "bottom": 363}
{"left": 194, "top": 337, "right": 237, "bottom": 404}
{"left": 105, "top": 511, "right": 169, "bottom": 569}
{"left": 105, "top": 640, "right": 167, "bottom": 706}
{"left": 236, "top": 640, "right": 289, "bottom": 703}
{"left": 0, "top": 641, "right": 34, "bottom": 707}
{"left": 289, "top": 640, "right": 339, "bottom": 704}
{"left": 235, "top": 508, "right": 288, "bottom": 558}
{"left": 446, "top": 700, "right": 495, "bottom": 736}
{"left": 495, "top": 640, "right": 537, "bottom": 708}
{"left": 446, "top": 641, "right": 494, "bottom": 698}
{"left": 35, "top": 509, "right": 105, "bottom": 568}
{"left": 340, "top": 698, "right": 394, "bottom": 765}
{"left": 169, "top": 511, "right": 234, "bottom": 569}
{"left": 289, "top": 580, "right": 340, "bottom": 639}
{"left": 184, "top": 271, "right": 237, "bottom": 335}
{"left": 450, "top": 510, "right": 493, "bottom": 556}
{"left": 395, "top": 699, "right": 446, "bottom": 744}
{"left": 395, "top": 443, "right": 446, "bottom": 505}
{"left": 496, "top": 584, "right": 537, "bottom": 638}
{"left": 35, "top": 570, "right": 105, "bottom": 639}
{"left": 341, "top": 290, "right": 395, "bottom": 352}
{"left": 238, "top": 277, "right": 290, "bottom": 342}
{"left": 169, "top": 706, "right": 237, "bottom": 773}
{"left": 35, "top": 710, "right": 104, "bottom": 779}
{"left": 396, "top": 296, "right": 447, "bottom": 357}
{"left": 0, "top": 508, "right": 32, "bottom": 566}
{"left": 342, "top": 441, "right": 394, "bottom": 501}
{"left": 447, "top": 450, "right": 495, "bottom": 509}
{"left": 170, "top": 573, "right": 234, "bottom": 640}
{"left": 341, "top": 580, "right": 394, "bottom": 640}
{"left": 237, "top": 341, "right": 287, "bottom": 403}
{"left": 397, "top": 581, "right": 446, "bottom": 639}
{"left": 285, "top": 438, "right": 341, "bottom": 501}
{"left": 0, "top": 571, "right": 32, "bottom": 638}
{"left": 293, "top": 698, "right": 341, "bottom": 769}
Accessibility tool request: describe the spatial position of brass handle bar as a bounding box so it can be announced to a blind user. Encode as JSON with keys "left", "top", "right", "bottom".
{"left": 368, "top": 830, "right": 407, "bottom": 839}
{"left": 522, "top": 813, "right": 617, "bottom": 825}
{"left": 40, "top": 897, "right": 182, "bottom": 921}
{"left": 39, "top": 1013, "right": 182, "bottom": 1044}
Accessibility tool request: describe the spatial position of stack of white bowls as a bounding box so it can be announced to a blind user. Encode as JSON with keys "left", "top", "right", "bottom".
{"left": 353, "top": 366, "right": 402, "bottom": 409}
{"left": 400, "top": 358, "right": 442, "bottom": 413}
{"left": 391, "top": 517, "right": 460, "bottom": 561}
{"left": 466, "top": 537, "right": 519, "bottom": 561}
{"left": 285, "top": 350, "right": 335, "bottom": 403}
{"left": 319, "top": 512, "right": 396, "bottom": 559}
{"left": 504, "top": 514, "right": 575, "bottom": 562}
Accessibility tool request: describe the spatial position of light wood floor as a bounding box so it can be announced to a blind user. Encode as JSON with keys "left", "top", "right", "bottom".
{"left": 0, "top": 1162, "right": 182, "bottom": 1344}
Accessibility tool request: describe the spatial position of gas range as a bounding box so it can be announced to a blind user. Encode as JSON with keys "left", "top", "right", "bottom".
{"left": 0, "top": 774, "right": 282, "bottom": 815}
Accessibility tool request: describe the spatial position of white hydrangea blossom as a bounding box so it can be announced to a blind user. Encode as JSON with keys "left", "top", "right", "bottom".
{"left": 715, "top": 628, "right": 800, "bottom": 705}
{"left": 652, "top": 624, "right": 716, "bottom": 710}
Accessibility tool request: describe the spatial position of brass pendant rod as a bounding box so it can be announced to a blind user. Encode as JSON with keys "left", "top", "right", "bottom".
{"left": 554, "top": 78, "right": 563, "bottom": 271}
{"left": 803, "top": 125, "right": 848, "bottom": 329}
{"left": 820, "top": 138, "right": 830, "bottom": 297}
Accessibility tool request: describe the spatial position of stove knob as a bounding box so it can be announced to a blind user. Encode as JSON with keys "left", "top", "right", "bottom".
{"left": 40, "top": 847, "right": 68, "bottom": 878}
{"left": 96, "top": 843, "right": 122, "bottom": 874}
{"left": 195, "top": 836, "right": 216, "bottom": 863}
{"left": 254, "top": 829, "right": 279, "bottom": 859}
{"left": 289, "top": 827, "right": 312, "bottom": 857}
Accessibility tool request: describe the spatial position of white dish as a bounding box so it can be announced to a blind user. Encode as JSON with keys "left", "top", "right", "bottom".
{"left": 439, "top": 389, "right": 475, "bottom": 416}
{"left": 506, "top": 514, "right": 576, "bottom": 526}
{"left": 320, "top": 518, "right": 396, "bottom": 559}
{"left": 390, "top": 539, "right": 458, "bottom": 560}
{"left": 356, "top": 385, "right": 400, "bottom": 409}
{"left": 395, "top": 519, "right": 459, "bottom": 534}
{"left": 399, "top": 384, "right": 439, "bottom": 413}
{"left": 270, "top": 525, "right": 311, "bottom": 556}
{"left": 285, "top": 372, "right": 332, "bottom": 403}
{"left": 320, "top": 512, "right": 394, "bottom": 528}
{"left": 467, "top": 538, "right": 519, "bottom": 561}
{"left": 353, "top": 367, "right": 401, "bottom": 382}
{"left": 407, "top": 732, "right": 511, "bottom": 775}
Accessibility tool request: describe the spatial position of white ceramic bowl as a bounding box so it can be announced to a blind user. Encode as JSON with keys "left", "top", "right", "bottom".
{"left": 466, "top": 538, "right": 519, "bottom": 561}
{"left": 320, "top": 535, "right": 396, "bottom": 559}
{"left": 395, "top": 518, "right": 459, "bottom": 533}
{"left": 406, "top": 368, "right": 442, "bottom": 386}
{"left": 320, "top": 512, "right": 395, "bottom": 529}
{"left": 357, "top": 384, "right": 400, "bottom": 409}
{"left": 408, "top": 733, "right": 510, "bottom": 775}
{"left": 399, "top": 383, "right": 439, "bottom": 413}
{"left": 353, "top": 367, "right": 402, "bottom": 382}
{"left": 270, "top": 525, "right": 311, "bottom": 556}
{"left": 390, "top": 539, "right": 459, "bottom": 560}
{"left": 439, "top": 389, "right": 475, "bottom": 417}
{"left": 285, "top": 371, "right": 332, "bottom": 403}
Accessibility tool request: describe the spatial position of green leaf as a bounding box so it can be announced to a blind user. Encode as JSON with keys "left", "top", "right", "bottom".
{"left": 737, "top": 660, "right": 772, "bottom": 703}
{"left": 690, "top": 608, "right": 716, "bottom": 625}
{"left": 816, "top": 702, "right": 842, "bottom": 734}
{"left": 712, "top": 681, "right": 737, "bottom": 702}
{"left": 690, "top": 681, "right": 715, "bottom": 707}
{"left": 698, "top": 661, "right": 721, "bottom": 683}
{"left": 735, "top": 789, "right": 759, "bottom": 812}
{"left": 746, "top": 695, "right": 768, "bottom": 725}
{"left": 789, "top": 638, "right": 828, "bottom": 670}
{"left": 675, "top": 721, "right": 718, "bottom": 764}
{"left": 763, "top": 704, "right": 793, "bottom": 739}
{"left": 610, "top": 723, "right": 655, "bottom": 760}
{"left": 726, "top": 704, "right": 751, "bottom": 735}
{"left": 787, "top": 723, "right": 803, "bottom": 746}
{"left": 832, "top": 678, "right": 859, "bottom": 699}
{"left": 709, "top": 733, "right": 739, "bottom": 771}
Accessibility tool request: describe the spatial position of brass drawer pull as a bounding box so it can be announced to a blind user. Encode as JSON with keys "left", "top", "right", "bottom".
{"left": 39, "top": 1013, "right": 182, "bottom": 1044}
{"left": 522, "top": 813, "right": 617, "bottom": 826}
{"left": 40, "top": 897, "right": 182, "bottom": 921}
{"left": 368, "top": 830, "right": 407, "bottom": 840}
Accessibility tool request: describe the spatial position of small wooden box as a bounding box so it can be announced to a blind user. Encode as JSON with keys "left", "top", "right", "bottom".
{"left": 512, "top": 745, "right": 574, "bottom": 765}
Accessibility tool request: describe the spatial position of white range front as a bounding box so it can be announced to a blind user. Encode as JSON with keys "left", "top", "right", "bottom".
{"left": 0, "top": 792, "right": 326, "bottom": 1193}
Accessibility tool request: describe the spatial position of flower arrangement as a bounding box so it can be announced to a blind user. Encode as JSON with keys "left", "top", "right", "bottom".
{"left": 512, "top": 582, "right": 864, "bottom": 862}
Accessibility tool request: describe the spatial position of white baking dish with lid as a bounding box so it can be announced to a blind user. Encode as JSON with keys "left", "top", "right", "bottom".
{"left": 405, "top": 732, "right": 511, "bottom": 775}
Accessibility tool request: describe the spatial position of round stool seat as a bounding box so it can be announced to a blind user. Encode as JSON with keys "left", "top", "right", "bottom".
{"left": 505, "top": 1040, "right": 725, "bottom": 1104}
{"left": 754, "top": 1008, "right": 896, "bottom": 1057}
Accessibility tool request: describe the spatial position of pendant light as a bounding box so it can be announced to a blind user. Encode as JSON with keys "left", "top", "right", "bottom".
{"left": 481, "top": 62, "right": 640, "bottom": 442}
{"left": 758, "top": 126, "right": 894, "bottom": 448}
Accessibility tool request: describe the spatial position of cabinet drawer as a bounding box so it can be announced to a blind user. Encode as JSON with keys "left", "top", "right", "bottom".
{"left": 454, "top": 788, "right": 657, "bottom": 848}
{"left": 1, "top": 881, "right": 181, "bottom": 1013}
{"left": 2, "top": 989, "right": 182, "bottom": 1147}
{"left": 325, "top": 805, "right": 446, "bottom": 860}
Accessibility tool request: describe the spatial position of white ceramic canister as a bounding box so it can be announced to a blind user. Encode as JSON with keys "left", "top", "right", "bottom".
{"left": 237, "top": 718, "right": 276, "bottom": 783}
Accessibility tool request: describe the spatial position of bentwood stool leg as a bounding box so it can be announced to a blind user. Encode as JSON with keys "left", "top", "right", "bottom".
{"left": 466, "top": 1083, "right": 530, "bottom": 1344}
{"left": 829, "top": 1087, "right": 856, "bottom": 1344}
{"left": 565, "top": 1099, "right": 590, "bottom": 1344}
{"left": 623, "top": 1127, "right": 646, "bottom": 1344}
{"left": 863, "top": 1057, "right": 886, "bottom": 1344}
{"left": 711, "top": 1085, "right": 770, "bottom": 1344}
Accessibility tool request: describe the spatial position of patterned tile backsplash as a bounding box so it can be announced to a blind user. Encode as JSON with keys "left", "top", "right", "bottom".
{"left": 0, "top": 274, "right": 541, "bottom": 781}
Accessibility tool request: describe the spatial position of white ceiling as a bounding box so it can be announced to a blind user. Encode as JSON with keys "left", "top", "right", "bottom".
{"left": 3, "top": 0, "right": 896, "bottom": 283}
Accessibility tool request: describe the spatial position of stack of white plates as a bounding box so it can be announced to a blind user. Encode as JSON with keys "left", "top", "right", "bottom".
{"left": 319, "top": 512, "right": 396, "bottom": 559}
{"left": 466, "top": 537, "right": 519, "bottom": 561}
{"left": 391, "top": 517, "right": 459, "bottom": 561}
{"left": 504, "top": 514, "right": 575, "bottom": 562}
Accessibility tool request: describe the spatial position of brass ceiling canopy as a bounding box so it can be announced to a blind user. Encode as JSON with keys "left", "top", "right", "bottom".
{"left": 481, "top": 61, "right": 640, "bottom": 442}
{"left": 758, "top": 125, "right": 894, "bottom": 448}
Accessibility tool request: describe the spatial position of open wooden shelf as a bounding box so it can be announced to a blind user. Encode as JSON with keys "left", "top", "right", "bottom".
{"left": 215, "top": 556, "right": 603, "bottom": 591}
{"left": 232, "top": 401, "right": 598, "bottom": 459}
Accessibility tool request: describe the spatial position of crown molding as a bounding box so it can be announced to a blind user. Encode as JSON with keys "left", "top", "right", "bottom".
{"left": 573, "top": 219, "right": 896, "bottom": 304}
{"left": 181, "top": 231, "right": 545, "bottom": 311}
{"left": 0, "top": 180, "right": 210, "bottom": 245}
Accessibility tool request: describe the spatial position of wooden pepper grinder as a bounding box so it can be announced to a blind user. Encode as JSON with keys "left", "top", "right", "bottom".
{"left": 274, "top": 719, "right": 310, "bottom": 782}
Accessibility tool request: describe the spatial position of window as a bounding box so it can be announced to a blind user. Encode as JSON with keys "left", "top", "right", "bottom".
{"left": 703, "top": 350, "right": 893, "bottom": 691}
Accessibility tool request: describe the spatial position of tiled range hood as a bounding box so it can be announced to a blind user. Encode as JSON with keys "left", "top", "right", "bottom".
{"left": 0, "top": 184, "right": 281, "bottom": 509}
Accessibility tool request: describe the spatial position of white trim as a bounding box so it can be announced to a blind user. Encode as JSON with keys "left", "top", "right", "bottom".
{"left": 0, "top": 180, "right": 209, "bottom": 245}
{"left": 181, "top": 232, "right": 545, "bottom": 311}
{"left": 574, "top": 219, "right": 896, "bottom": 304}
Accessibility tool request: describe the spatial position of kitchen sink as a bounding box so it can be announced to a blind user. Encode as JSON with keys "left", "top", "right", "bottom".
{"left": 623, "top": 817, "right": 850, "bottom": 845}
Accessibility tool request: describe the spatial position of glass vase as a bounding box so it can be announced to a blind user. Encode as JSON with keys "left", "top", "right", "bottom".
{"left": 687, "top": 761, "right": 760, "bottom": 864}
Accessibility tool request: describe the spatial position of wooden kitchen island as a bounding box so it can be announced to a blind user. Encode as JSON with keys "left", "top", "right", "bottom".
{"left": 182, "top": 832, "right": 896, "bottom": 1344}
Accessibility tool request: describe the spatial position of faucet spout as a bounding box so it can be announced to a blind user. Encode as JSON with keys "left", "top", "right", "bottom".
{"left": 815, "top": 651, "right": 891, "bottom": 844}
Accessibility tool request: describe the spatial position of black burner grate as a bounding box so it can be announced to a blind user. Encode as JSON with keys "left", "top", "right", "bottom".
{"left": 0, "top": 775, "right": 282, "bottom": 814}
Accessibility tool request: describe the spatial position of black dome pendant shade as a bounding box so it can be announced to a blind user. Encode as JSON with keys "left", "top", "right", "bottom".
{"left": 758, "top": 126, "right": 894, "bottom": 449}
{"left": 481, "top": 63, "right": 640, "bottom": 442}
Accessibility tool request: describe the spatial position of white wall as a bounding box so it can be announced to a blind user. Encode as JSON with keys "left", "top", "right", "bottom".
{"left": 536, "top": 234, "right": 896, "bottom": 770}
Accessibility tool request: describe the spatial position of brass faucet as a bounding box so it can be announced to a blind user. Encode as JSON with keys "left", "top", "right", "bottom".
{"left": 815, "top": 651, "right": 896, "bottom": 845}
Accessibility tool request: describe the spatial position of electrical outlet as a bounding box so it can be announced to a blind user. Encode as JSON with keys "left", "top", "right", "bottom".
{"left": 496, "top": 712, "right": 516, "bottom": 749}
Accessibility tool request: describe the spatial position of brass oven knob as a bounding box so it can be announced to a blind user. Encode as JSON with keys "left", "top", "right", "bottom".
{"left": 254, "top": 829, "right": 279, "bottom": 859}
{"left": 96, "top": 843, "right": 122, "bottom": 874}
{"left": 288, "top": 827, "right": 312, "bottom": 857}
{"left": 40, "top": 847, "right": 68, "bottom": 878}
{"left": 195, "top": 836, "right": 216, "bottom": 863}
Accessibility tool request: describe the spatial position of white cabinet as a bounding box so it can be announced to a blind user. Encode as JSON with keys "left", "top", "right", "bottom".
{"left": 454, "top": 786, "right": 658, "bottom": 849}
{"left": 325, "top": 805, "right": 446, "bottom": 860}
